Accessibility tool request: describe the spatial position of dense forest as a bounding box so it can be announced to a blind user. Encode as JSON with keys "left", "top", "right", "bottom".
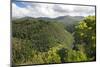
{"left": 12, "top": 16, "right": 96, "bottom": 65}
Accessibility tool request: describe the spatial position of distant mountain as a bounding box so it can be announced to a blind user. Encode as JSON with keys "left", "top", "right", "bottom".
{"left": 37, "top": 17, "right": 52, "bottom": 20}
{"left": 56, "top": 16, "right": 84, "bottom": 33}
{"left": 36, "top": 15, "right": 84, "bottom": 33}
{"left": 36, "top": 15, "right": 84, "bottom": 24}
{"left": 54, "top": 15, "right": 84, "bottom": 24}
{"left": 13, "top": 15, "right": 84, "bottom": 24}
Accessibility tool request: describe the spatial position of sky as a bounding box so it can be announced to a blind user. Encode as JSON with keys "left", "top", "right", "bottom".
{"left": 12, "top": 1, "right": 95, "bottom": 18}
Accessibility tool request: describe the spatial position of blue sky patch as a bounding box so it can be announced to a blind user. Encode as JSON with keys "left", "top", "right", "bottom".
{"left": 13, "top": 2, "right": 27, "bottom": 8}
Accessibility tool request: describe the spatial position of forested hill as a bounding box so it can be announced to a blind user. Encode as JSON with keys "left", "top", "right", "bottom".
{"left": 12, "top": 16, "right": 96, "bottom": 65}
{"left": 37, "top": 15, "right": 84, "bottom": 23}
{"left": 13, "top": 15, "right": 84, "bottom": 33}
{"left": 12, "top": 18, "right": 74, "bottom": 52}
{"left": 54, "top": 16, "right": 84, "bottom": 33}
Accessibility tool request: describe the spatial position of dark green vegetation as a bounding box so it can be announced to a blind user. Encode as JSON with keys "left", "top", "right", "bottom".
{"left": 37, "top": 15, "right": 84, "bottom": 33}
{"left": 12, "top": 16, "right": 96, "bottom": 65}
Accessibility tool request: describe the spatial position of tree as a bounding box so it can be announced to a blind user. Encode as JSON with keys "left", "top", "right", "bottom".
{"left": 65, "top": 49, "right": 87, "bottom": 62}
{"left": 74, "top": 16, "right": 96, "bottom": 60}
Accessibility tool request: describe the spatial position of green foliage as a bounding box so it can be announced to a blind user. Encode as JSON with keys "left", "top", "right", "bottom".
{"left": 74, "top": 16, "right": 96, "bottom": 60}
{"left": 65, "top": 49, "right": 87, "bottom": 62}
{"left": 12, "top": 18, "right": 74, "bottom": 65}
{"left": 57, "top": 48, "right": 68, "bottom": 63}
{"left": 12, "top": 37, "right": 40, "bottom": 64}
{"left": 12, "top": 16, "right": 96, "bottom": 65}
{"left": 12, "top": 18, "right": 74, "bottom": 52}
{"left": 57, "top": 48, "right": 87, "bottom": 63}
{"left": 12, "top": 38, "right": 62, "bottom": 65}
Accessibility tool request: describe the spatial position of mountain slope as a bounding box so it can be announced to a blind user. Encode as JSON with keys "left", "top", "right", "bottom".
{"left": 55, "top": 16, "right": 83, "bottom": 24}
{"left": 36, "top": 15, "right": 84, "bottom": 33}
{"left": 12, "top": 18, "right": 74, "bottom": 52}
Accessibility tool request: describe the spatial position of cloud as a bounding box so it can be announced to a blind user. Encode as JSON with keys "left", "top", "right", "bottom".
{"left": 12, "top": 2, "right": 43, "bottom": 18}
{"left": 52, "top": 4, "right": 95, "bottom": 16}
{"left": 12, "top": 3, "right": 25, "bottom": 18}
{"left": 12, "top": 2, "right": 95, "bottom": 18}
{"left": 53, "top": 5, "right": 69, "bottom": 13}
{"left": 72, "top": 6, "right": 95, "bottom": 15}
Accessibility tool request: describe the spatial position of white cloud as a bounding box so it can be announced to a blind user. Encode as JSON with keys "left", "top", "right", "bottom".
{"left": 12, "top": 2, "right": 95, "bottom": 18}
{"left": 12, "top": 3, "right": 31, "bottom": 18}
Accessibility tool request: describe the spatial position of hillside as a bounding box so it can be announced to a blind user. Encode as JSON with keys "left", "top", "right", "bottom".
{"left": 12, "top": 17, "right": 75, "bottom": 65}
{"left": 37, "top": 15, "right": 84, "bottom": 33}
{"left": 12, "top": 16, "right": 96, "bottom": 65}
{"left": 37, "top": 16, "right": 84, "bottom": 25}
{"left": 12, "top": 18, "right": 74, "bottom": 52}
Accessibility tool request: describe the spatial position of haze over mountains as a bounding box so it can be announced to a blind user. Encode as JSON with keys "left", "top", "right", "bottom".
{"left": 13, "top": 15, "right": 84, "bottom": 25}
{"left": 37, "top": 15, "right": 84, "bottom": 25}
